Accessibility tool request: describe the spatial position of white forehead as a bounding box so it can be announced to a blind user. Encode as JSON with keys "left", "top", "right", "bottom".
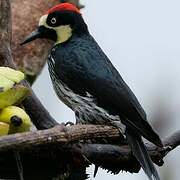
{"left": 39, "top": 15, "right": 48, "bottom": 26}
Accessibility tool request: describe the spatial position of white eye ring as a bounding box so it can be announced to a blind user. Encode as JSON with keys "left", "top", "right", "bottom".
{"left": 51, "top": 17, "right": 56, "bottom": 24}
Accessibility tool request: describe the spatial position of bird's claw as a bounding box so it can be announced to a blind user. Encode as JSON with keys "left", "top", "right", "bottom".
{"left": 161, "top": 145, "right": 173, "bottom": 155}
{"left": 163, "top": 145, "right": 173, "bottom": 151}
{"left": 157, "top": 159, "right": 164, "bottom": 166}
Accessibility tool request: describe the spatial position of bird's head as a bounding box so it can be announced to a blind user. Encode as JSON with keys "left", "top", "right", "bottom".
{"left": 21, "top": 3, "right": 88, "bottom": 45}
{"left": 0, "top": 106, "right": 31, "bottom": 135}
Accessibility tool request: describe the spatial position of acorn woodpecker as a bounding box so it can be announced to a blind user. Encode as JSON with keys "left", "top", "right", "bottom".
{"left": 21, "top": 3, "right": 163, "bottom": 180}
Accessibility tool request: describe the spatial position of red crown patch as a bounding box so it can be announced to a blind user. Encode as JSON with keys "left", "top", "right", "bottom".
{"left": 47, "top": 3, "right": 80, "bottom": 14}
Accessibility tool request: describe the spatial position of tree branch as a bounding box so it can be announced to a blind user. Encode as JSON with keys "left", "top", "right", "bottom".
{"left": 0, "top": 0, "right": 13, "bottom": 67}
{"left": 0, "top": 125, "right": 121, "bottom": 152}
{"left": 0, "top": 125, "right": 178, "bottom": 179}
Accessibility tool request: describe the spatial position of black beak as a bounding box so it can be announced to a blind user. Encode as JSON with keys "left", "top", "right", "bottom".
{"left": 20, "top": 26, "right": 57, "bottom": 45}
{"left": 20, "top": 29, "right": 42, "bottom": 45}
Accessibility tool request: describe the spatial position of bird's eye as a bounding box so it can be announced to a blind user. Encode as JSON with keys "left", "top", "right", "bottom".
{"left": 10, "top": 115, "right": 23, "bottom": 127}
{"left": 51, "top": 17, "right": 57, "bottom": 24}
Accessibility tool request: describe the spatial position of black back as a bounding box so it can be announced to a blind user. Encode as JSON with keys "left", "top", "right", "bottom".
{"left": 50, "top": 33, "right": 162, "bottom": 146}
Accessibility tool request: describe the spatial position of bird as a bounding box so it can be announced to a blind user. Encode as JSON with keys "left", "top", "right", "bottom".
{"left": 0, "top": 106, "right": 31, "bottom": 135}
{"left": 21, "top": 3, "right": 163, "bottom": 180}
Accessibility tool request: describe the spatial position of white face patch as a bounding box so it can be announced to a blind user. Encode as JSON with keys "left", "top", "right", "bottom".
{"left": 39, "top": 15, "right": 48, "bottom": 26}
{"left": 38, "top": 14, "right": 72, "bottom": 44}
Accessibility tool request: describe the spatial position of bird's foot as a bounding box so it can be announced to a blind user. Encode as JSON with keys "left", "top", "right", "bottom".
{"left": 154, "top": 145, "right": 172, "bottom": 166}
{"left": 161, "top": 145, "right": 173, "bottom": 155}
{"left": 156, "top": 159, "right": 164, "bottom": 166}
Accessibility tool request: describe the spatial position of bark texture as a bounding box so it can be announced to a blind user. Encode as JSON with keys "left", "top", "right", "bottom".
{"left": 0, "top": 125, "right": 178, "bottom": 179}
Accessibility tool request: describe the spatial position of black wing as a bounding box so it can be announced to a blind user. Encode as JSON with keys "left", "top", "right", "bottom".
{"left": 53, "top": 36, "right": 162, "bottom": 146}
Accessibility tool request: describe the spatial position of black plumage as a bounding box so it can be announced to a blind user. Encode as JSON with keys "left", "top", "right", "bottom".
{"left": 21, "top": 3, "right": 163, "bottom": 180}
{"left": 48, "top": 33, "right": 162, "bottom": 180}
{"left": 49, "top": 33, "right": 162, "bottom": 146}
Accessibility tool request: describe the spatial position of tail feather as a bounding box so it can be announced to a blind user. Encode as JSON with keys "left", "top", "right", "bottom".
{"left": 123, "top": 117, "right": 163, "bottom": 147}
{"left": 126, "top": 130, "right": 160, "bottom": 180}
